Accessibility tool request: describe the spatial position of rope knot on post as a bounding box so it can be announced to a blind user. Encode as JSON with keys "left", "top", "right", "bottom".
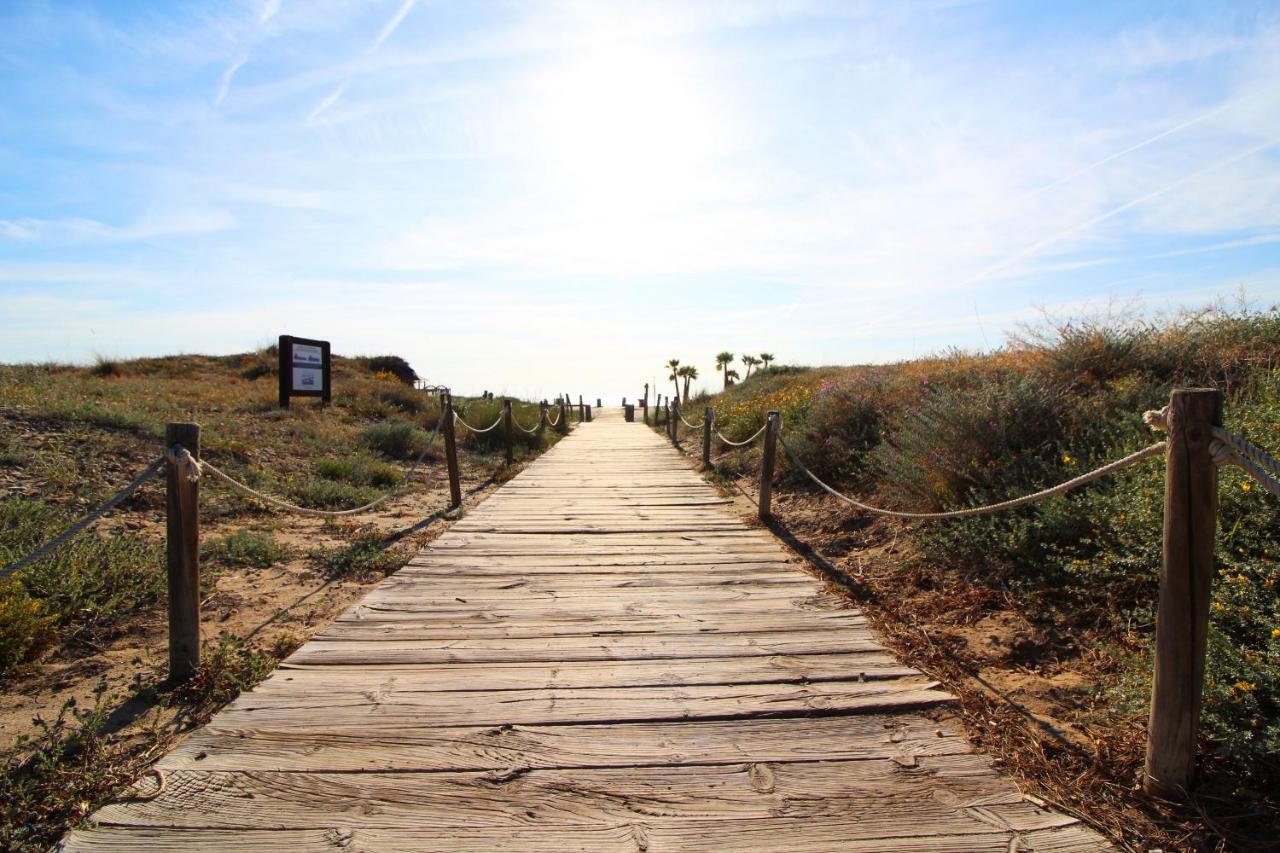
{"left": 164, "top": 445, "right": 202, "bottom": 483}
{"left": 1143, "top": 407, "right": 1170, "bottom": 431}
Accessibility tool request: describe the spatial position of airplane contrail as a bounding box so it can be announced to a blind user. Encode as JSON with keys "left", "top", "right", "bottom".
{"left": 1027, "top": 88, "right": 1276, "bottom": 199}
{"left": 963, "top": 137, "right": 1280, "bottom": 289}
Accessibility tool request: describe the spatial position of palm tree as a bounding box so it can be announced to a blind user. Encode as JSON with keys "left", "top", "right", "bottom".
{"left": 741, "top": 354, "right": 760, "bottom": 378}
{"left": 725, "top": 368, "right": 740, "bottom": 387}
{"left": 677, "top": 365, "right": 698, "bottom": 402}
{"left": 666, "top": 358, "right": 681, "bottom": 402}
{"left": 715, "top": 352, "right": 734, "bottom": 390}
{"left": 759, "top": 352, "right": 775, "bottom": 370}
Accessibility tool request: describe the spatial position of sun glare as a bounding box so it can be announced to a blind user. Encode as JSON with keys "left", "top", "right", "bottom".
{"left": 532, "top": 42, "right": 724, "bottom": 220}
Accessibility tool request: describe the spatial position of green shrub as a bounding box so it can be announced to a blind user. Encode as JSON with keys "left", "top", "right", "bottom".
{"left": 312, "top": 454, "right": 402, "bottom": 488}
{"left": 356, "top": 355, "right": 418, "bottom": 385}
{"left": 89, "top": 356, "right": 122, "bottom": 378}
{"left": 284, "top": 476, "right": 383, "bottom": 510}
{"left": 782, "top": 375, "right": 884, "bottom": 486}
{"left": 871, "top": 374, "right": 1070, "bottom": 510}
{"left": 376, "top": 384, "right": 429, "bottom": 414}
{"left": 311, "top": 531, "right": 405, "bottom": 579}
{"left": 205, "top": 530, "right": 287, "bottom": 569}
{"left": 0, "top": 579, "right": 56, "bottom": 672}
{"left": 359, "top": 421, "right": 435, "bottom": 459}
{"left": 0, "top": 499, "right": 162, "bottom": 670}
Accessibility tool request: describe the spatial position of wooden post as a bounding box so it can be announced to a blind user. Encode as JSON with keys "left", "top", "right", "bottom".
{"left": 758, "top": 411, "right": 780, "bottom": 522}
{"left": 502, "top": 399, "right": 514, "bottom": 466}
{"left": 586, "top": 404, "right": 592, "bottom": 422}
{"left": 442, "top": 396, "right": 462, "bottom": 508}
{"left": 1144, "top": 388, "right": 1222, "bottom": 795}
{"left": 558, "top": 400, "right": 569, "bottom": 434}
{"left": 702, "top": 406, "right": 713, "bottom": 468}
{"left": 670, "top": 400, "right": 679, "bottom": 446}
{"left": 537, "top": 401, "right": 547, "bottom": 438}
{"left": 165, "top": 422, "right": 201, "bottom": 682}
{"left": 579, "top": 395, "right": 585, "bottom": 421}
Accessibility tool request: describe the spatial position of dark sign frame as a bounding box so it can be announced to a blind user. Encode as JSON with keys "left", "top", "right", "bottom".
{"left": 278, "top": 334, "right": 331, "bottom": 408}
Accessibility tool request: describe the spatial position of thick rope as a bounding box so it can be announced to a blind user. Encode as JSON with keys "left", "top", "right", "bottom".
{"left": 1211, "top": 425, "right": 1280, "bottom": 482}
{"left": 1146, "top": 407, "right": 1280, "bottom": 496}
{"left": 0, "top": 457, "right": 165, "bottom": 581}
{"left": 715, "top": 422, "right": 768, "bottom": 447}
{"left": 453, "top": 411, "right": 504, "bottom": 434}
{"left": 679, "top": 411, "right": 704, "bottom": 429}
{"left": 512, "top": 413, "right": 541, "bottom": 435}
{"left": 196, "top": 414, "right": 444, "bottom": 518}
{"left": 546, "top": 410, "right": 562, "bottom": 427}
{"left": 777, "top": 431, "right": 1167, "bottom": 520}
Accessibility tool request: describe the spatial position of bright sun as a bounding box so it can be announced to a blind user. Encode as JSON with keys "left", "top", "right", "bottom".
{"left": 532, "top": 41, "right": 725, "bottom": 220}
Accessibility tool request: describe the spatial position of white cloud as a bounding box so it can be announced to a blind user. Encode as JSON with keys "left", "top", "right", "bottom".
{"left": 214, "top": 52, "right": 249, "bottom": 106}
{"left": 0, "top": 209, "right": 237, "bottom": 244}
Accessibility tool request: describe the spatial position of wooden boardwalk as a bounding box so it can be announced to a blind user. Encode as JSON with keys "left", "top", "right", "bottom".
{"left": 65, "top": 409, "right": 1109, "bottom": 851}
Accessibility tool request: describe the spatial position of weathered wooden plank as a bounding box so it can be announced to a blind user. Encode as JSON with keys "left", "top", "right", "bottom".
{"left": 92, "top": 756, "right": 1054, "bottom": 832}
{"left": 328, "top": 611, "right": 865, "bottom": 636}
{"left": 284, "top": 628, "right": 888, "bottom": 665}
{"left": 219, "top": 680, "right": 951, "bottom": 727}
{"left": 159, "top": 714, "right": 968, "bottom": 771}
{"left": 61, "top": 824, "right": 1110, "bottom": 853}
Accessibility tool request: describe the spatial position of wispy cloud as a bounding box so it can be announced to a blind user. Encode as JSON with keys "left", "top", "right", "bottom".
{"left": 214, "top": 52, "right": 249, "bottom": 106}
{"left": 0, "top": 210, "right": 237, "bottom": 244}
{"left": 259, "top": 0, "right": 282, "bottom": 26}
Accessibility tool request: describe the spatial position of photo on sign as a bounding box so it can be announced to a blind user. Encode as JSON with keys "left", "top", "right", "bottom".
{"left": 292, "top": 367, "right": 322, "bottom": 391}
{"left": 292, "top": 344, "right": 323, "bottom": 366}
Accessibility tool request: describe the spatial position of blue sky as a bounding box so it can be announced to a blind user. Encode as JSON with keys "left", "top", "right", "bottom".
{"left": 1, "top": 0, "right": 1278, "bottom": 400}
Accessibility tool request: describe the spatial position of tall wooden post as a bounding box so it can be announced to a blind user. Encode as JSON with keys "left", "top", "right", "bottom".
{"left": 586, "top": 404, "right": 592, "bottom": 422}
{"left": 442, "top": 396, "right": 462, "bottom": 508}
{"left": 702, "top": 407, "right": 713, "bottom": 468}
{"left": 558, "top": 400, "right": 569, "bottom": 434}
{"left": 502, "top": 399, "right": 514, "bottom": 466}
{"left": 538, "top": 401, "right": 547, "bottom": 438}
{"left": 670, "top": 400, "right": 679, "bottom": 446}
{"left": 758, "top": 411, "right": 780, "bottom": 522}
{"left": 1144, "top": 388, "right": 1222, "bottom": 795}
{"left": 165, "top": 422, "right": 201, "bottom": 682}
{"left": 579, "top": 395, "right": 585, "bottom": 421}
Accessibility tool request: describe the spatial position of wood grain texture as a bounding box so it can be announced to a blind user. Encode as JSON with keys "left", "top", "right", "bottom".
{"left": 65, "top": 408, "right": 1111, "bottom": 850}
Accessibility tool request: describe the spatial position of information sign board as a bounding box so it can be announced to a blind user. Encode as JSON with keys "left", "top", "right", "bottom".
{"left": 277, "top": 335, "right": 331, "bottom": 407}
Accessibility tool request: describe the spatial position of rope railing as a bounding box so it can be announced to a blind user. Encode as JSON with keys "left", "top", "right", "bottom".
{"left": 453, "top": 410, "right": 505, "bottom": 434}
{"left": 678, "top": 411, "right": 704, "bottom": 429}
{"left": 0, "top": 389, "right": 583, "bottom": 684}
{"left": 181, "top": 412, "right": 447, "bottom": 519}
{"left": 0, "top": 457, "right": 166, "bottom": 582}
{"left": 1145, "top": 406, "right": 1280, "bottom": 498}
{"left": 512, "top": 414, "right": 542, "bottom": 434}
{"left": 778, "top": 432, "right": 1168, "bottom": 520}
{"left": 714, "top": 423, "right": 768, "bottom": 447}
{"left": 647, "top": 387, "right": 1276, "bottom": 796}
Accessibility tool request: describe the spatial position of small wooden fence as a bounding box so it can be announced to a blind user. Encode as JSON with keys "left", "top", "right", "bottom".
{"left": 654, "top": 388, "right": 1280, "bottom": 798}
{"left": 0, "top": 392, "right": 593, "bottom": 679}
